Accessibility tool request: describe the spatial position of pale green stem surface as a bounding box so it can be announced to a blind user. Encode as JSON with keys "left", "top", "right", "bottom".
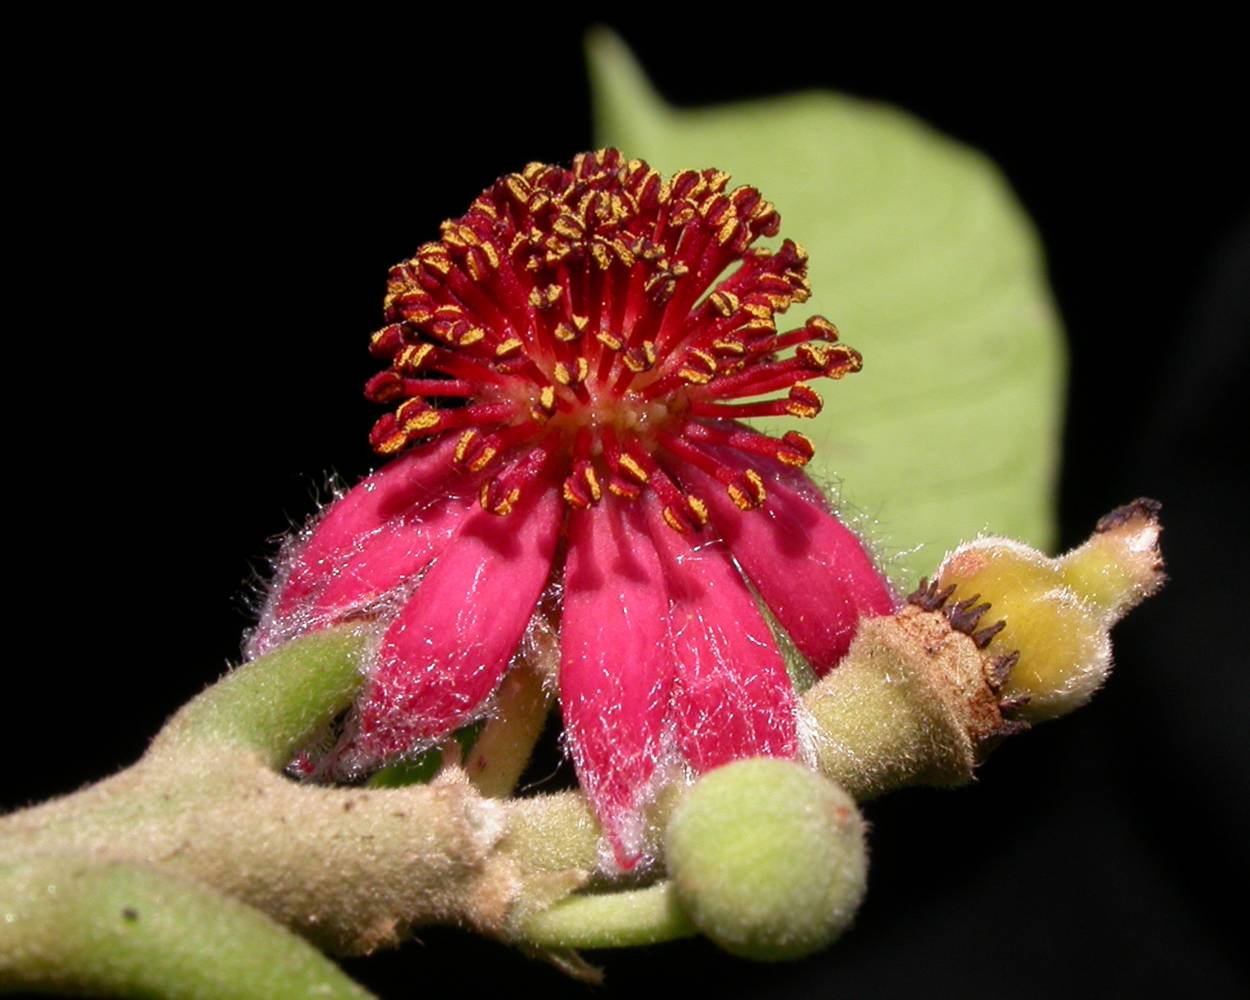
{"left": 154, "top": 626, "right": 369, "bottom": 768}
{"left": 518, "top": 882, "right": 695, "bottom": 950}
{"left": 0, "top": 855, "right": 373, "bottom": 999}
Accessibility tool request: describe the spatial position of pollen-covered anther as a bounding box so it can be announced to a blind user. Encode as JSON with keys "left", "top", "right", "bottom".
{"left": 368, "top": 414, "right": 408, "bottom": 455}
{"left": 618, "top": 453, "right": 650, "bottom": 485}
{"left": 807, "top": 316, "right": 839, "bottom": 340}
{"left": 528, "top": 285, "right": 563, "bottom": 311}
{"left": 726, "top": 469, "right": 767, "bottom": 511}
{"left": 785, "top": 384, "right": 824, "bottom": 418}
{"left": 685, "top": 493, "right": 710, "bottom": 526}
{"left": 709, "top": 290, "right": 741, "bottom": 317}
{"left": 796, "top": 342, "right": 862, "bottom": 377}
{"left": 535, "top": 385, "right": 557, "bottom": 416}
{"left": 778, "top": 431, "right": 815, "bottom": 466}
{"left": 480, "top": 478, "right": 521, "bottom": 516}
{"left": 453, "top": 429, "right": 501, "bottom": 473}
{"left": 363, "top": 371, "right": 405, "bottom": 404}
{"left": 394, "top": 343, "right": 436, "bottom": 374}
{"left": 369, "top": 323, "right": 406, "bottom": 359}
{"left": 396, "top": 398, "right": 439, "bottom": 434}
{"left": 622, "top": 341, "right": 658, "bottom": 373}
{"left": 561, "top": 459, "right": 603, "bottom": 510}
{"left": 680, "top": 349, "right": 719, "bottom": 385}
{"left": 553, "top": 359, "right": 590, "bottom": 386}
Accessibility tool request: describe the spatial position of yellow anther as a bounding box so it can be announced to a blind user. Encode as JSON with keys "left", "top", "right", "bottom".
{"left": 454, "top": 429, "right": 478, "bottom": 464}
{"left": 745, "top": 469, "right": 766, "bottom": 504}
{"left": 376, "top": 433, "right": 407, "bottom": 455}
{"left": 504, "top": 176, "right": 530, "bottom": 204}
{"left": 686, "top": 495, "right": 709, "bottom": 526}
{"left": 492, "top": 487, "right": 521, "bottom": 516}
{"left": 401, "top": 409, "right": 440, "bottom": 434}
{"left": 797, "top": 343, "right": 834, "bottom": 369}
{"left": 689, "top": 349, "right": 718, "bottom": 372}
{"left": 619, "top": 454, "right": 650, "bottom": 484}
{"left": 538, "top": 385, "right": 556, "bottom": 412}
{"left": 468, "top": 447, "right": 497, "bottom": 473}
{"left": 583, "top": 465, "right": 602, "bottom": 502}
{"left": 459, "top": 327, "right": 486, "bottom": 347}
{"left": 496, "top": 338, "right": 523, "bottom": 358}
{"left": 596, "top": 331, "right": 624, "bottom": 351}
{"left": 808, "top": 316, "right": 838, "bottom": 339}
{"left": 663, "top": 507, "right": 688, "bottom": 533}
{"left": 395, "top": 343, "right": 435, "bottom": 373}
{"left": 553, "top": 215, "right": 584, "bottom": 240}
{"left": 727, "top": 484, "right": 753, "bottom": 511}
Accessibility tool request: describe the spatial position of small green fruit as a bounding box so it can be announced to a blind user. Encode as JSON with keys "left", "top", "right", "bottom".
{"left": 665, "top": 758, "right": 867, "bottom": 961}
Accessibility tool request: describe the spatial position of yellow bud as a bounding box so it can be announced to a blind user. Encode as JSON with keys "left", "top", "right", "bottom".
{"left": 1059, "top": 499, "right": 1165, "bottom": 624}
{"left": 937, "top": 539, "right": 1110, "bottom": 721}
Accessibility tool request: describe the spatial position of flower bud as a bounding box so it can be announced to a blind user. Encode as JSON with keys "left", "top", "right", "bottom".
{"left": 937, "top": 539, "right": 1108, "bottom": 720}
{"left": 664, "top": 758, "right": 867, "bottom": 961}
{"left": 937, "top": 499, "right": 1164, "bottom": 721}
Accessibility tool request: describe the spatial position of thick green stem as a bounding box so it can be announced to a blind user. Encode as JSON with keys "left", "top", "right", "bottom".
{"left": 518, "top": 882, "right": 695, "bottom": 950}
{"left": 154, "top": 627, "right": 369, "bottom": 769}
{"left": 0, "top": 855, "right": 373, "bottom": 999}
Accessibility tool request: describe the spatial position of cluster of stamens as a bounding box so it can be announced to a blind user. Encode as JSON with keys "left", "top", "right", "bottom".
{"left": 365, "top": 149, "right": 862, "bottom": 532}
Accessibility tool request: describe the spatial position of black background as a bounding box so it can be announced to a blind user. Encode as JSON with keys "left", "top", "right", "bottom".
{"left": 8, "top": 16, "right": 1247, "bottom": 999}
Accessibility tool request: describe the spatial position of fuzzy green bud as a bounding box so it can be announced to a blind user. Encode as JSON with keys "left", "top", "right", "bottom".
{"left": 665, "top": 758, "right": 867, "bottom": 961}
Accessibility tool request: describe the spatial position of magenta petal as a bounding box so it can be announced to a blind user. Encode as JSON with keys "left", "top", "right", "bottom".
{"left": 310, "top": 493, "right": 476, "bottom": 618}
{"left": 560, "top": 497, "right": 673, "bottom": 869}
{"left": 645, "top": 501, "right": 797, "bottom": 773}
{"left": 677, "top": 462, "right": 895, "bottom": 675}
{"left": 349, "top": 481, "right": 562, "bottom": 768}
{"left": 252, "top": 437, "right": 474, "bottom": 652}
{"left": 276, "top": 436, "right": 469, "bottom": 613}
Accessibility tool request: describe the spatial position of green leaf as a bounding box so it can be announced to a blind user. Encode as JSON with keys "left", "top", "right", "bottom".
{"left": 587, "top": 30, "right": 1065, "bottom": 583}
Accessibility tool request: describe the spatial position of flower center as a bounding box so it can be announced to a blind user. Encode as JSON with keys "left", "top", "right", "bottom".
{"left": 362, "top": 150, "right": 863, "bottom": 530}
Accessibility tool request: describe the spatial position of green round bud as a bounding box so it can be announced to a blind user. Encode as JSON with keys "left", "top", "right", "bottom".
{"left": 665, "top": 758, "right": 867, "bottom": 961}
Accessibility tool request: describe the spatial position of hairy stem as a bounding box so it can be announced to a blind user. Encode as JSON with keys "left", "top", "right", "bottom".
{"left": 0, "top": 855, "right": 373, "bottom": 999}
{"left": 517, "top": 882, "right": 695, "bottom": 950}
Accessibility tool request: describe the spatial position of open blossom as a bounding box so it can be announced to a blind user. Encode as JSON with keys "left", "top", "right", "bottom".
{"left": 253, "top": 149, "right": 895, "bottom": 865}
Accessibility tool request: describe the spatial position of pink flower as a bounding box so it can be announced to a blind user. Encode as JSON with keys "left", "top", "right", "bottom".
{"left": 253, "top": 150, "right": 895, "bottom": 866}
